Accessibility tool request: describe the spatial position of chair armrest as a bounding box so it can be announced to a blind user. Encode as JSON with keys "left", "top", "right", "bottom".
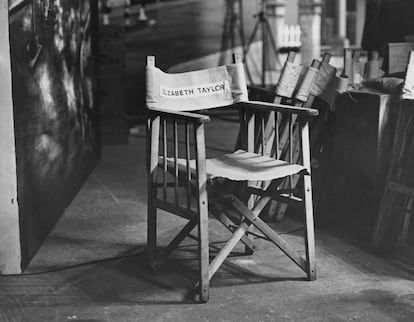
{"left": 147, "top": 108, "right": 211, "bottom": 123}
{"left": 238, "top": 101, "right": 319, "bottom": 117}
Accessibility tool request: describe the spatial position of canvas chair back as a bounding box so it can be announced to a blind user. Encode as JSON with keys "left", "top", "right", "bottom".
{"left": 146, "top": 56, "right": 248, "bottom": 112}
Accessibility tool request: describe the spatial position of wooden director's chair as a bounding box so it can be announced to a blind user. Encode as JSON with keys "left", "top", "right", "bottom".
{"left": 146, "top": 54, "right": 319, "bottom": 302}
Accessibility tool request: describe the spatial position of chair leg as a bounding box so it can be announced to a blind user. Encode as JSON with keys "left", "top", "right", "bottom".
{"left": 303, "top": 174, "right": 316, "bottom": 281}
{"left": 147, "top": 115, "right": 160, "bottom": 266}
{"left": 300, "top": 120, "right": 316, "bottom": 281}
{"left": 147, "top": 205, "right": 157, "bottom": 264}
{"left": 198, "top": 203, "right": 209, "bottom": 302}
{"left": 194, "top": 122, "right": 210, "bottom": 302}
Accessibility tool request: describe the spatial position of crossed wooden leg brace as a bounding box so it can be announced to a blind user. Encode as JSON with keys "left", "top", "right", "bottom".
{"left": 149, "top": 178, "right": 316, "bottom": 303}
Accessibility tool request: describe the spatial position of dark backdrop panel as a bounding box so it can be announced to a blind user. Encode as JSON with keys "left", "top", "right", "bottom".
{"left": 362, "top": 0, "right": 414, "bottom": 52}
{"left": 9, "top": 0, "right": 100, "bottom": 269}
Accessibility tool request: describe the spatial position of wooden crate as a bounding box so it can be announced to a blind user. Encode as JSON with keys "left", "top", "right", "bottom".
{"left": 384, "top": 42, "right": 414, "bottom": 75}
{"left": 320, "top": 90, "right": 400, "bottom": 235}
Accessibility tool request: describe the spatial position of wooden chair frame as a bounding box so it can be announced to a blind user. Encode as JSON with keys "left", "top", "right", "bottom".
{"left": 146, "top": 55, "right": 319, "bottom": 303}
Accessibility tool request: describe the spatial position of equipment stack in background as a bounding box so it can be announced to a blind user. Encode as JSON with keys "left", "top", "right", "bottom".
{"left": 99, "top": 24, "right": 129, "bottom": 145}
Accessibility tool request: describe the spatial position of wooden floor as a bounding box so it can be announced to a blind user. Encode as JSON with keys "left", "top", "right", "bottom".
{"left": 1, "top": 119, "right": 414, "bottom": 321}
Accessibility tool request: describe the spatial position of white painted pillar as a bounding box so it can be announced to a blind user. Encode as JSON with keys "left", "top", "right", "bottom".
{"left": 337, "top": 0, "right": 347, "bottom": 39}
{"left": 355, "top": 0, "right": 366, "bottom": 47}
{"left": 299, "top": 0, "right": 322, "bottom": 65}
{"left": 266, "top": 0, "right": 286, "bottom": 52}
{"left": 261, "top": 0, "right": 286, "bottom": 76}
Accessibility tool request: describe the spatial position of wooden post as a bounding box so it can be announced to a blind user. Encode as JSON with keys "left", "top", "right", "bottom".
{"left": 0, "top": 1, "right": 22, "bottom": 274}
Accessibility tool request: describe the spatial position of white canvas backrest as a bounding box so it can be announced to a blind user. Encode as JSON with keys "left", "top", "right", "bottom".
{"left": 146, "top": 56, "right": 248, "bottom": 111}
